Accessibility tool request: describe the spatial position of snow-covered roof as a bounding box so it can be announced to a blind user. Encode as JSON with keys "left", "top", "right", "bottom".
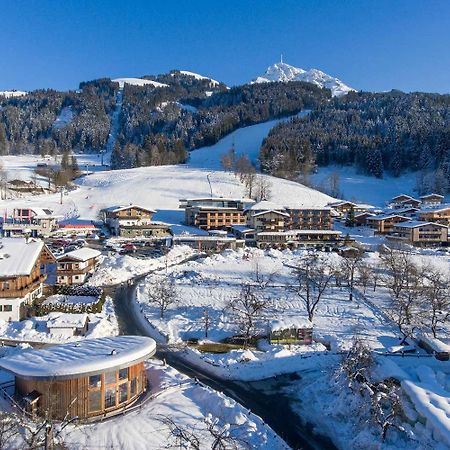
{"left": 247, "top": 200, "right": 286, "bottom": 211}
{"left": 252, "top": 210, "right": 290, "bottom": 218}
{"left": 419, "top": 193, "right": 444, "bottom": 200}
{"left": 58, "top": 247, "right": 101, "bottom": 262}
{"left": 231, "top": 225, "right": 256, "bottom": 233}
{"left": 102, "top": 204, "right": 156, "bottom": 214}
{"left": 420, "top": 204, "right": 450, "bottom": 213}
{"left": 47, "top": 313, "right": 88, "bottom": 329}
{"left": 390, "top": 194, "right": 417, "bottom": 202}
{"left": 258, "top": 230, "right": 341, "bottom": 236}
{"left": 0, "top": 336, "right": 156, "bottom": 380}
{"left": 367, "top": 214, "right": 410, "bottom": 221}
{"left": 181, "top": 197, "right": 255, "bottom": 203}
{"left": 270, "top": 317, "right": 313, "bottom": 331}
{"left": 0, "top": 238, "right": 44, "bottom": 277}
{"left": 393, "top": 221, "right": 447, "bottom": 229}
{"left": 327, "top": 200, "right": 356, "bottom": 207}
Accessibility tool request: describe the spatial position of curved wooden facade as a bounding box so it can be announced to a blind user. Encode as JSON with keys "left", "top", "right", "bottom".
{"left": 16, "top": 361, "right": 146, "bottom": 419}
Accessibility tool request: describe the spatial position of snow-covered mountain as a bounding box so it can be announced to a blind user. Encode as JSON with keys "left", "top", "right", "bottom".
{"left": 112, "top": 77, "right": 168, "bottom": 88}
{"left": 173, "top": 70, "right": 220, "bottom": 86}
{"left": 252, "top": 62, "right": 354, "bottom": 97}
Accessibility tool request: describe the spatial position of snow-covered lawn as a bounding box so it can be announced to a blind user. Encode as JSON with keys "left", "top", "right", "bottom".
{"left": 62, "top": 360, "right": 288, "bottom": 450}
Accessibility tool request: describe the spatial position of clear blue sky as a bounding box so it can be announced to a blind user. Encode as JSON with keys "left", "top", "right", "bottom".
{"left": 1, "top": 0, "right": 449, "bottom": 93}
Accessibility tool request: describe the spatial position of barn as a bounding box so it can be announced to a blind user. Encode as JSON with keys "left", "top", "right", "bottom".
{"left": 0, "top": 336, "right": 156, "bottom": 419}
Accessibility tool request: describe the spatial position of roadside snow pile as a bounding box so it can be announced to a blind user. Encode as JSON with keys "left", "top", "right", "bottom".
{"left": 89, "top": 245, "right": 196, "bottom": 286}
{"left": 402, "top": 365, "right": 450, "bottom": 447}
{"left": 62, "top": 360, "right": 288, "bottom": 449}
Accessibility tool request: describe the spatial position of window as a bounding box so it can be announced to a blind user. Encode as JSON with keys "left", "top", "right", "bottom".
{"left": 2, "top": 282, "right": 9, "bottom": 290}
{"left": 3, "top": 305, "right": 12, "bottom": 312}
{"left": 89, "top": 390, "right": 101, "bottom": 412}
{"left": 118, "top": 368, "right": 128, "bottom": 381}
{"left": 130, "top": 378, "right": 137, "bottom": 397}
{"left": 119, "top": 383, "right": 128, "bottom": 403}
{"left": 89, "top": 374, "right": 101, "bottom": 388}
{"left": 105, "top": 371, "right": 116, "bottom": 385}
{"left": 0, "top": 306, "right": 2, "bottom": 311}
{"left": 105, "top": 387, "right": 116, "bottom": 408}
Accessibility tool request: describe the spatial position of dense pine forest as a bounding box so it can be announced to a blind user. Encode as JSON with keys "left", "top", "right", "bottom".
{"left": 260, "top": 91, "right": 450, "bottom": 193}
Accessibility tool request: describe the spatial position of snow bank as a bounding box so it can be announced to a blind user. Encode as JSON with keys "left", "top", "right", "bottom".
{"left": 402, "top": 365, "right": 450, "bottom": 446}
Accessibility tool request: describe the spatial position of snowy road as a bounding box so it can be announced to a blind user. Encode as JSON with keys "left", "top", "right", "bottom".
{"left": 111, "top": 280, "right": 337, "bottom": 450}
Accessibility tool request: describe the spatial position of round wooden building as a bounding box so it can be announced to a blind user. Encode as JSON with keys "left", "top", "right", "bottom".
{"left": 0, "top": 336, "right": 156, "bottom": 420}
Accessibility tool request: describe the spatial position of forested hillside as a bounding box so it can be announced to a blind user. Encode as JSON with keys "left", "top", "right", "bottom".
{"left": 0, "top": 71, "right": 330, "bottom": 171}
{"left": 260, "top": 91, "right": 450, "bottom": 193}
{"left": 0, "top": 79, "right": 118, "bottom": 156}
{"left": 112, "top": 77, "right": 329, "bottom": 168}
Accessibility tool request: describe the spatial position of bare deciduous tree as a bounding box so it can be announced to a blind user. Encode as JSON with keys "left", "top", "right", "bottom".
{"left": 157, "top": 413, "right": 248, "bottom": 450}
{"left": 254, "top": 175, "right": 272, "bottom": 201}
{"left": 291, "top": 253, "right": 334, "bottom": 321}
{"left": 225, "top": 283, "right": 272, "bottom": 348}
{"left": 147, "top": 275, "right": 178, "bottom": 319}
{"left": 381, "top": 247, "right": 423, "bottom": 343}
{"left": 339, "top": 250, "right": 364, "bottom": 301}
{"left": 420, "top": 268, "right": 450, "bottom": 338}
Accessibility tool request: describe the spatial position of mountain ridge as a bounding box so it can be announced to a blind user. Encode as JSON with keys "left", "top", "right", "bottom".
{"left": 252, "top": 61, "right": 354, "bottom": 97}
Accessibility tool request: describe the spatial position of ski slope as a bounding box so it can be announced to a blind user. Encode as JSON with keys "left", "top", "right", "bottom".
{"left": 188, "top": 111, "right": 310, "bottom": 170}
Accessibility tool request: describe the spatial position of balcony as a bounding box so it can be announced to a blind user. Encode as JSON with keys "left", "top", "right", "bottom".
{"left": 0, "top": 274, "right": 46, "bottom": 298}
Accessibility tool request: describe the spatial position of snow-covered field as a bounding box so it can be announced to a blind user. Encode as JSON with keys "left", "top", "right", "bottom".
{"left": 0, "top": 162, "right": 334, "bottom": 230}
{"left": 311, "top": 164, "right": 419, "bottom": 207}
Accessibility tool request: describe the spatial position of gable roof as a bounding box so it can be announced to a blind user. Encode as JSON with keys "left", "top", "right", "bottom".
{"left": 102, "top": 204, "right": 156, "bottom": 214}
{"left": 419, "top": 193, "right": 444, "bottom": 200}
{"left": 390, "top": 194, "right": 416, "bottom": 202}
{"left": 58, "top": 248, "right": 101, "bottom": 262}
{"left": 252, "top": 210, "right": 290, "bottom": 218}
{"left": 0, "top": 238, "right": 44, "bottom": 277}
{"left": 393, "top": 221, "right": 447, "bottom": 229}
{"left": 367, "top": 214, "right": 410, "bottom": 221}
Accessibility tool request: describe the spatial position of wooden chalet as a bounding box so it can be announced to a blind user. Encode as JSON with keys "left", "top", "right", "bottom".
{"left": 56, "top": 248, "right": 101, "bottom": 285}
{"left": 389, "top": 221, "right": 448, "bottom": 246}
{"left": 0, "top": 238, "right": 55, "bottom": 321}
{"left": 419, "top": 193, "right": 444, "bottom": 206}
{"left": 0, "top": 336, "right": 156, "bottom": 419}
{"left": 419, "top": 205, "right": 450, "bottom": 226}
{"left": 101, "top": 205, "right": 156, "bottom": 236}
{"left": 366, "top": 214, "right": 410, "bottom": 234}
{"left": 389, "top": 194, "right": 421, "bottom": 209}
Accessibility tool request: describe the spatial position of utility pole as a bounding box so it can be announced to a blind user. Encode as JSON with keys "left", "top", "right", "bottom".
{"left": 206, "top": 174, "right": 213, "bottom": 198}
